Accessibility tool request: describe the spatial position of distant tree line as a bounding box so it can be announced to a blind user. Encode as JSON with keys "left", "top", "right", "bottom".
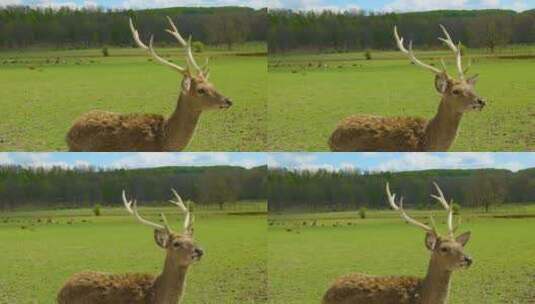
{"left": 0, "top": 6, "right": 267, "bottom": 49}
{"left": 269, "top": 168, "right": 535, "bottom": 212}
{"left": 0, "top": 165, "right": 267, "bottom": 210}
{"left": 269, "top": 9, "right": 535, "bottom": 53}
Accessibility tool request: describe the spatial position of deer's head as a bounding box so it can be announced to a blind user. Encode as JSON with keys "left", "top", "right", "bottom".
{"left": 435, "top": 73, "right": 485, "bottom": 113}
{"left": 130, "top": 17, "right": 233, "bottom": 112}
{"left": 181, "top": 73, "right": 233, "bottom": 111}
{"left": 395, "top": 25, "right": 486, "bottom": 113}
{"left": 386, "top": 182, "right": 474, "bottom": 272}
{"left": 154, "top": 228, "right": 204, "bottom": 267}
{"left": 123, "top": 189, "right": 204, "bottom": 268}
{"left": 425, "top": 231, "right": 472, "bottom": 271}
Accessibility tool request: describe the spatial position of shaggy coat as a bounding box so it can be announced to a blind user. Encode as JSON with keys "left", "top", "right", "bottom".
{"left": 328, "top": 115, "right": 428, "bottom": 152}
{"left": 57, "top": 272, "right": 156, "bottom": 304}
{"left": 322, "top": 274, "right": 423, "bottom": 304}
{"left": 328, "top": 76, "right": 486, "bottom": 152}
{"left": 67, "top": 111, "right": 168, "bottom": 152}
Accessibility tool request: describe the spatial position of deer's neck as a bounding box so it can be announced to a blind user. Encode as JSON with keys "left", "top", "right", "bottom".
{"left": 163, "top": 93, "right": 202, "bottom": 151}
{"left": 420, "top": 256, "right": 452, "bottom": 304}
{"left": 152, "top": 255, "right": 189, "bottom": 304}
{"left": 424, "top": 99, "right": 463, "bottom": 151}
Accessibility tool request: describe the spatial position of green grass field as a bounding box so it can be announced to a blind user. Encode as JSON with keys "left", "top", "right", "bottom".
{"left": 267, "top": 49, "right": 535, "bottom": 151}
{"left": 0, "top": 203, "right": 267, "bottom": 304}
{"left": 268, "top": 207, "right": 535, "bottom": 304}
{"left": 0, "top": 44, "right": 267, "bottom": 151}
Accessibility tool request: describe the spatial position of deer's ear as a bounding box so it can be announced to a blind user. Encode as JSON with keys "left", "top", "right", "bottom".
{"left": 181, "top": 75, "right": 192, "bottom": 92}
{"left": 425, "top": 232, "right": 438, "bottom": 251}
{"left": 154, "top": 229, "right": 170, "bottom": 249}
{"left": 434, "top": 73, "right": 450, "bottom": 94}
{"left": 456, "top": 231, "right": 471, "bottom": 247}
{"left": 467, "top": 74, "right": 479, "bottom": 86}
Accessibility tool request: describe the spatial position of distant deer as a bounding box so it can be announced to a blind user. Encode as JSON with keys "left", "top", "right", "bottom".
{"left": 322, "top": 183, "right": 473, "bottom": 304}
{"left": 67, "top": 17, "right": 233, "bottom": 152}
{"left": 329, "top": 25, "right": 486, "bottom": 152}
{"left": 57, "top": 190, "right": 203, "bottom": 304}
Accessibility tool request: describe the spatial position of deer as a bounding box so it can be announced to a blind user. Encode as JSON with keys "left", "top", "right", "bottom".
{"left": 328, "top": 25, "right": 486, "bottom": 152}
{"left": 57, "top": 189, "right": 203, "bottom": 304}
{"left": 66, "top": 17, "right": 233, "bottom": 152}
{"left": 322, "top": 183, "right": 473, "bottom": 304}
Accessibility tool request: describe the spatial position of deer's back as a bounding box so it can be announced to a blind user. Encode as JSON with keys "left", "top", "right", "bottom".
{"left": 322, "top": 273, "right": 423, "bottom": 304}
{"left": 66, "top": 110, "right": 166, "bottom": 151}
{"left": 328, "top": 115, "right": 427, "bottom": 152}
{"left": 57, "top": 271, "right": 156, "bottom": 304}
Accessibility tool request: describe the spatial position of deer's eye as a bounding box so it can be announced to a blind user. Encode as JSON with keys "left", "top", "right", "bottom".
{"left": 173, "top": 242, "right": 182, "bottom": 248}
{"left": 197, "top": 88, "right": 206, "bottom": 95}
{"left": 440, "top": 247, "right": 449, "bottom": 253}
{"left": 452, "top": 89, "right": 461, "bottom": 96}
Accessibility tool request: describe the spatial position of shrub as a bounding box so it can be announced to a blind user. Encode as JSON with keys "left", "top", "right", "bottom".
{"left": 102, "top": 47, "right": 109, "bottom": 57}
{"left": 358, "top": 207, "right": 367, "bottom": 219}
{"left": 93, "top": 204, "right": 101, "bottom": 216}
{"left": 192, "top": 41, "right": 204, "bottom": 53}
{"left": 452, "top": 203, "right": 461, "bottom": 215}
{"left": 364, "top": 49, "right": 372, "bottom": 60}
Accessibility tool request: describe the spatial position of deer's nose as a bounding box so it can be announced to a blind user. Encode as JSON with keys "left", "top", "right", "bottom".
{"left": 224, "top": 98, "right": 233, "bottom": 107}
{"left": 477, "top": 98, "right": 486, "bottom": 107}
{"left": 464, "top": 256, "right": 473, "bottom": 266}
{"left": 194, "top": 248, "right": 204, "bottom": 258}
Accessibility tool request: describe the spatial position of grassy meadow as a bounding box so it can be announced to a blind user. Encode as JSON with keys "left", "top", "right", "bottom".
{"left": 267, "top": 48, "right": 535, "bottom": 151}
{"left": 268, "top": 206, "right": 535, "bottom": 304}
{"left": 0, "top": 202, "right": 267, "bottom": 304}
{"left": 0, "top": 43, "right": 267, "bottom": 151}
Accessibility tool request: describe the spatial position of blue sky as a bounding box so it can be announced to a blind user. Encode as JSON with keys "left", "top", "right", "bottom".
{"left": 0, "top": 153, "right": 266, "bottom": 169}
{"left": 1, "top": 153, "right": 534, "bottom": 172}
{"left": 268, "top": 153, "right": 535, "bottom": 172}
{"left": 4, "top": 0, "right": 534, "bottom": 11}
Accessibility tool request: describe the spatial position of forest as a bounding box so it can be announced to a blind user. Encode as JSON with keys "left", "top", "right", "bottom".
{"left": 0, "top": 6, "right": 267, "bottom": 49}
{"left": 269, "top": 9, "right": 535, "bottom": 53}
{"left": 0, "top": 165, "right": 267, "bottom": 210}
{"left": 269, "top": 168, "right": 535, "bottom": 212}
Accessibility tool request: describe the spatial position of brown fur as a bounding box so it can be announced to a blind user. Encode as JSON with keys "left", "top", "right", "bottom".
{"left": 328, "top": 115, "right": 427, "bottom": 152}
{"left": 322, "top": 274, "right": 422, "bottom": 304}
{"left": 58, "top": 193, "right": 202, "bottom": 304}
{"left": 57, "top": 272, "right": 155, "bottom": 304}
{"left": 67, "top": 111, "right": 166, "bottom": 152}
{"left": 66, "top": 74, "right": 232, "bottom": 152}
{"left": 321, "top": 185, "right": 473, "bottom": 304}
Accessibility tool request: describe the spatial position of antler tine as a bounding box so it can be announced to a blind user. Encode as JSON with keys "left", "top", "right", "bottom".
{"left": 122, "top": 190, "right": 167, "bottom": 231}
{"left": 165, "top": 16, "right": 203, "bottom": 75}
{"left": 170, "top": 189, "right": 193, "bottom": 232}
{"left": 438, "top": 24, "right": 465, "bottom": 80}
{"left": 129, "top": 18, "right": 186, "bottom": 74}
{"left": 430, "top": 182, "right": 454, "bottom": 237}
{"left": 386, "top": 183, "right": 434, "bottom": 233}
{"left": 394, "top": 26, "right": 443, "bottom": 75}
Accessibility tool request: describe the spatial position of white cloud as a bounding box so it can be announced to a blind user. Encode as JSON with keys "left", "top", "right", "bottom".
{"left": 384, "top": 0, "right": 528, "bottom": 12}
{"left": 271, "top": 0, "right": 360, "bottom": 11}
{"left": 376, "top": 153, "right": 497, "bottom": 172}
{"left": 0, "top": 0, "right": 22, "bottom": 5}
{"left": 384, "top": 0, "right": 469, "bottom": 12}
{"left": 121, "top": 0, "right": 269, "bottom": 9}
{"left": 0, "top": 153, "right": 13, "bottom": 165}
{"left": 112, "top": 153, "right": 262, "bottom": 169}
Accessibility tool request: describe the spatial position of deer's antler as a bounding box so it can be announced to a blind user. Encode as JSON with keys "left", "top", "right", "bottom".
{"left": 129, "top": 17, "right": 207, "bottom": 77}
{"left": 430, "top": 182, "right": 454, "bottom": 237}
{"left": 123, "top": 189, "right": 194, "bottom": 234}
{"left": 394, "top": 26, "right": 443, "bottom": 75}
{"left": 386, "top": 183, "right": 435, "bottom": 233}
{"left": 394, "top": 25, "right": 467, "bottom": 79}
{"left": 122, "top": 190, "right": 168, "bottom": 231}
